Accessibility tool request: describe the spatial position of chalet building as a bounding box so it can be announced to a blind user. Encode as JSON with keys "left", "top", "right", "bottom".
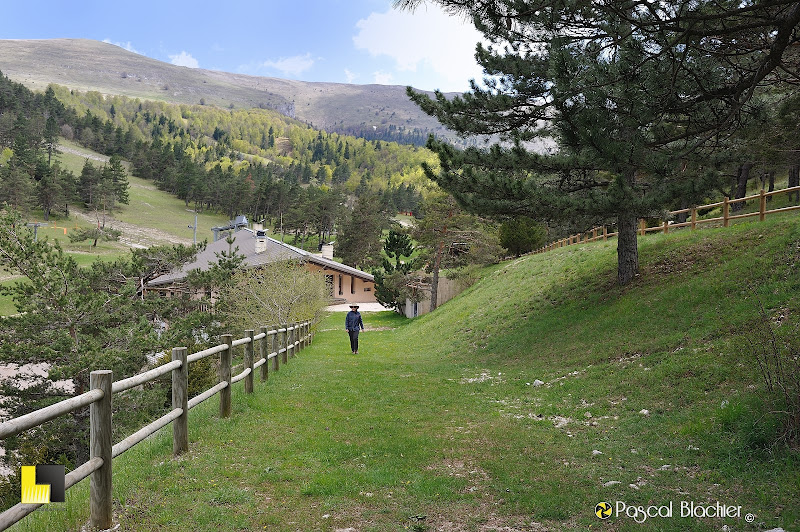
{"left": 146, "top": 227, "right": 376, "bottom": 305}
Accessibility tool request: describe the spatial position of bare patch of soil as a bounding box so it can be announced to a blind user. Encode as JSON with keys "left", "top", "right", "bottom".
{"left": 71, "top": 210, "right": 191, "bottom": 249}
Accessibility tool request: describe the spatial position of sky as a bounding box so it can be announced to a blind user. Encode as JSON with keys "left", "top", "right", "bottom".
{"left": 0, "top": 0, "right": 486, "bottom": 92}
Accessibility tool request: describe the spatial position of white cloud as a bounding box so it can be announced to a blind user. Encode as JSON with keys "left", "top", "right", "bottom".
{"left": 247, "top": 53, "right": 315, "bottom": 78}
{"left": 344, "top": 68, "right": 357, "bottom": 84}
{"left": 353, "top": 5, "right": 486, "bottom": 91}
{"left": 102, "top": 39, "right": 141, "bottom": 55}
{"left": 373, "top": 71, "right": 394, "bottom": 85}
{"left": 169, "top": 51, "right": 199, "bottom": 68}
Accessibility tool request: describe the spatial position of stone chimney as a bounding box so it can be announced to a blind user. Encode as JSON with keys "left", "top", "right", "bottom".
{"left": 255, "top": 229, "right": 267, "bottom": 254}
{"left": 321, "top": 243, "right": 334, "bottom": 260}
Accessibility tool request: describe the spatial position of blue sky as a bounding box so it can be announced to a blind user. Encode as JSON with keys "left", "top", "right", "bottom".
{"left": 0, "top": 0, "right": 485, "bottom": 92}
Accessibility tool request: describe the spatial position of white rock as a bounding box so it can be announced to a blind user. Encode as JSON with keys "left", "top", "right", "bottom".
{"left": 592, "top": 450, "right": 603, "bottom": 456}
{"left": 603, "top": 480, "right": 621, "bottom": 487}
{"left": 533, "top": 379, "right": 545, "bottom": 387}
{"left": 659, "top": 464, "right": 671, "bottom": 470}
{"left": 639, "top": 409, "right": 650, "bottom": 416}
{"left": 687, "top": 445, "right": 700, "bottom": 451}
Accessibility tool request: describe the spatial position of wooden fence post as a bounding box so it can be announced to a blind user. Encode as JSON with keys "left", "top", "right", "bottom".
{"left": 172, "top": 347, "right": 188, "bottom": 456}
{"left": 244, "top": 330, "right": 254, "bottom": 394}
{"left": 90, "top": 370, "right": 113, "bottom": 530}
{"left": 281, "top": 325, "right": 288, "bottom": 364}
{"left": 220, "top": 334, "right": 232, "bottom": 418}
{"left": 288, "top": 323, "right": 295, "bottom": 359}
{"left": 759, "top": 189, "right": 766, "bottom": 222}
{"left": 663, "top": 220, "right": 669, "bottom": 234}
{"left": 272, "top": 325, "right": 280, "bottom": 372}
{"left": 260, "top": 326, "right": 269, "bottom": 382}
{"left": 691, "top": 208, "right": 697, "bottom": 230}
{"left": 602, "top": 226, "right": 608, "bottom": 241}
{"left": 639, "top": 219, "right": 646, "bottom": 236}
{"left": 723, "top": 197, "right": 730, "bottom": 227}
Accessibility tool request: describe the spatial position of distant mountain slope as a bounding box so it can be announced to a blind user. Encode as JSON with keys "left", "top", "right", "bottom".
{"left": 0, "top": 38, "right": 455, "bottom": 144}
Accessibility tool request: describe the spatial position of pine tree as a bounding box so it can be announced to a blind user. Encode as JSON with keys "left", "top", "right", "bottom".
{"left": 335, "top": 193, "right": 390, "bottom": 269}
{"left": 400, "top": 0, "right": 800, "bottom": 284}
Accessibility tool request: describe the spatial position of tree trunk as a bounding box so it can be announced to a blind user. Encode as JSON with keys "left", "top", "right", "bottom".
{"left": 675, "top": 199, "right": 688, "bottom": 224}
{"left": 733, "top": 162, "right": 752, "bottom": 211}
{"left": 430, "top": 240, "right": 444, "bottom": 312}
{"left": 768, "top": 171, "right": 775, "bottom": 202}
{"left": 616, "top": 212, "right": 639, "bottom": 285}
{"left": 790, "top": 166, "right": 800, "bottom": 203}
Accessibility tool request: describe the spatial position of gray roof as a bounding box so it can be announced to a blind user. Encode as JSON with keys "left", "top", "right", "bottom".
{"left": 147, "top": 229, "right": 374, "bottom": 286}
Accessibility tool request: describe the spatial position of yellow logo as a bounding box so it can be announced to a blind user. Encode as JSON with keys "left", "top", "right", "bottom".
{"left": 595, "top": 501, "right": 613, "bottom": 519}
{"left": 21, "top": 465, "right": 65, "bottom": 504}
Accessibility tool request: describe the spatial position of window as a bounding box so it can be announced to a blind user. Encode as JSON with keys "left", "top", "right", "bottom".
{"left": 338, "top": 274, "right": 343, "bottom": 296}
{"left": 351, "top": 275, "right": 356, "bottom": 294}
{"left": 325, "top": 275, "right": 334, "bottom": 296}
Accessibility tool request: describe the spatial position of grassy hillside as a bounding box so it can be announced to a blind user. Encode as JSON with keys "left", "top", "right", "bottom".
{"left": 13, "top": 214, "right": 800, "bottom": 531}
{"left": 0, "top": 38, "right": 453, "bottom": 142}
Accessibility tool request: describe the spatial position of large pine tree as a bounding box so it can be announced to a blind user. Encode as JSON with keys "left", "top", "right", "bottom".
{"left": 399, "top": 0, "right": 800, "bottom": 284}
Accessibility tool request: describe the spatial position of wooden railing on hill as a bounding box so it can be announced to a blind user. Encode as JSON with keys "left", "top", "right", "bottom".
{"left": 534, "top": 186, "right": 800, "bottom": 253}
{"left": 0, "top": 321, "right": 313, "bottom": 531}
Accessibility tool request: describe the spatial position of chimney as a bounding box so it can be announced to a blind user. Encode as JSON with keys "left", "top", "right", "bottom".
{"left": 255, "top": 229, "right": 267, "bottom": 254}
{"left": 321, "top": 243, "right": 334, "bottom": 260}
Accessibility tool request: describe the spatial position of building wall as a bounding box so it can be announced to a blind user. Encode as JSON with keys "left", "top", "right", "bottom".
{"left": 303, "top": 263, "right": 377, "bottom": 304}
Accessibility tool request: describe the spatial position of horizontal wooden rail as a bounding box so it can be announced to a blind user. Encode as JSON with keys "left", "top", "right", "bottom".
{"left": 188, "top": 381, "right": 228, "bottom": 410}
{"left": 187, "top": 343, "right": 227, "bottom": 363}
{"left": 231, "top": 367, "right": 252, "bottom": 384}
{"left": 231, "top": 337, "right": 251, "bottom": 347}
{"left": 112, "top": 408, "right": 183, "bottom": 458}
{"left": 253, "top": 351, "right": 278, "bottom": 370}
{"left": 112, "top": 360, "right": 181, "bottom": 394}
{"left": 0, "top": 389, "right": 104, "bottom": 440}
{"left": 0, "top": 320, "right": 314, "bottom": 531}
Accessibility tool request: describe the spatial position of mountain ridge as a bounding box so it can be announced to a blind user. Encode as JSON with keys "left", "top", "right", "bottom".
{"left": 0, "top": 38, "right": 456, "bottom": 144}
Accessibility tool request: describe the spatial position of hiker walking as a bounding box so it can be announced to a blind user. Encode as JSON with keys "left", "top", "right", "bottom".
{"left": 345, "top": 304, "right": 364, "bottom": 354}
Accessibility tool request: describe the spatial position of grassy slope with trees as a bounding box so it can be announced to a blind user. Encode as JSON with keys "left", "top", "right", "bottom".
{"left": 14, "top": 215, "right": 800, "bottom": 531}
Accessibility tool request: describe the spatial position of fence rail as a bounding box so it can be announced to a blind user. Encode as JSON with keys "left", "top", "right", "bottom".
{"left": 534, "top": 186, "right": 800, "bottom": 253}
{"left": 0, "top": 321, "right": 313, "bottom": 531}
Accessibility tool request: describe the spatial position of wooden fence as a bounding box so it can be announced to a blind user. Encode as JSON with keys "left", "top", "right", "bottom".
{"left": 0, "top": 321, "right": 313, "bottom": 531}
{"left": 534, "top": 186, "right": 800, "bottom": 253}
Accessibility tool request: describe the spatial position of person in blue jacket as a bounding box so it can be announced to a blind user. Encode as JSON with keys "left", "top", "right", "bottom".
{"left": 345, "top": 304, "right": 364, "bottom": 354}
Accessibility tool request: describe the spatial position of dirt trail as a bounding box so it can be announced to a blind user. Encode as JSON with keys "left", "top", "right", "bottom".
{"left": 59, "top": 144, "right": 109, "bottom": 163}
{"left": 71, "top": 210, "right": 191, "bottom": 249}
